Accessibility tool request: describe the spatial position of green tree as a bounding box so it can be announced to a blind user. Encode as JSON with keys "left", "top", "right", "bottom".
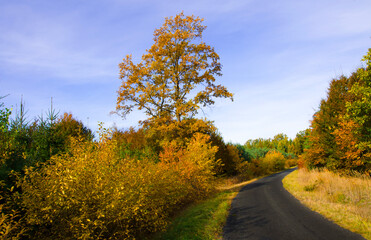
{"left": 0, "top": 96, "right": 11, "bottom": 133}
{"left": 0, "top": 97, "right": 12, "bottom": 169}
{"left": 347, "top": 49, "right": 371, "bottom": 140}
{"left": 291, "top": 129, "right": 310, "bottom": 156}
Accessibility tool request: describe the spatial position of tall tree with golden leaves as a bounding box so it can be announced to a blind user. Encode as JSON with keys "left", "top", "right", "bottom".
{"left": 116, "top": 12, "right": 233, "bottom": 122}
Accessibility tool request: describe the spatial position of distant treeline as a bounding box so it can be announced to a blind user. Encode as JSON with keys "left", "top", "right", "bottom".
{"left": 240, "top": 132, "right": 306, "bottom": 160}
{"left": 227, "top": 133, "right": 304, "bottom": 179}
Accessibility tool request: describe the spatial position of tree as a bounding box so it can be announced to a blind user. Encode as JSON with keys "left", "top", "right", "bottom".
{"left": 346, "top": 49, "right": 371, "bottom": 141}
{"left": 291, "top": 129, "right": 310, "bottom": 156}
{"left": 0, "top": 98, "right": 12, "bottom": 168}
{"left": 303, "top": 48, "right": 371, "bottom": 174}
{"left": 333, "top": 49, "right": 371, "bottom": 174}
{"left": 0, "top": 96, "right": 11, "bottom": 133}
{"left": 304, "top": 74, "right": 356, "bottom": 170}
{"left": 116, "top": 12, "right": 233, "bottom": 122}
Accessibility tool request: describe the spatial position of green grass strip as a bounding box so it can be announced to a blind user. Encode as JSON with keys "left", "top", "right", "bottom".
{"left": 154, "top": 191, "right": 234, "bottom": 240}
{"left": 153, "top": 177, "right": 259, "bottom": 240}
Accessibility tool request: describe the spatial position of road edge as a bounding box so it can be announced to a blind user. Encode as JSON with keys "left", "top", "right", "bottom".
{"left": 283, "top": 169, "right": 370, "bottom": 240}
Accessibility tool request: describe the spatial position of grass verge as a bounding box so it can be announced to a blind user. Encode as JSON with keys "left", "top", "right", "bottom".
{"left": 153, "top": 177, "right": 258, "bottom": 240}
{"left": 283, "top": 169, "right": 371, "bottom": 240}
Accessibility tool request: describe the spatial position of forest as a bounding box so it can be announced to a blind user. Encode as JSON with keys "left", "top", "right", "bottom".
{"left": 1, "top": 12, "right": 370, "bottom": 240}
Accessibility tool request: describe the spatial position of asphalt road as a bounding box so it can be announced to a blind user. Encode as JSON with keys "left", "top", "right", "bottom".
{"left": 222, "top": 168, "right": 365, "bottom": 240}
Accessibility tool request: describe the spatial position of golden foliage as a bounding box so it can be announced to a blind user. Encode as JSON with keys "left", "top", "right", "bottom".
{"left": 333, "top": 119, "right": 366, "bottom": 170}
{"left": 144, "top": 118, "right": 217, "bottom": 151}
{"left": 237, "top": 150, "right": 289, "bottom": 180}
{"left": 0, "top": 202, "right": 25, "bottom": 240}
{"left": 302, "top": 49, "right": 371, "bottom": 174}
{"left": 19, "top": 126, "right": 218, "bottom": 239}
{"left": 223, "top": 144, "right": 243, "bottom": 176}
{"left": 116, "top": 12, "right": 233, "bottom": 122}
{"left": 160, "top": 133, "right": 219, "bottom": 200}
{"left": 260, "top": 150, "right": 286, "bottom": 173}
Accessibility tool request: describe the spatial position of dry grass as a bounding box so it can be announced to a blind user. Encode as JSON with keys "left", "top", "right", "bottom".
{"left": 216, "top": 177, "right": 258, "bottom": 192}
{"left": 283, "top": 168, "right": 371, "bottom": 240}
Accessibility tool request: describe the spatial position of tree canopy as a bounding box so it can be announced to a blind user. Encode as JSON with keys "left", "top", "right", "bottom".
{"left": 116, "top": 12, "right": 233, "bottom": 122}
{"left": 303, "top": 48, "right": 371, "bottom": 174}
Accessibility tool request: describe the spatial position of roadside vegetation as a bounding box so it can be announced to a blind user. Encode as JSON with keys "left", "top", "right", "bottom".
{"left": 153, "top": 178, "right": 251, "bottom": 240}
{"left": 299, "top": 48, "right": 371, "bottom": 175}
{"left": 156, "top": 175, "right": 272, "bottom": 240}
{"left": 153, "top": 134, "right": 303, "bottom": 239}
{"left": 284, "top": 48, "right": 371, "bottom": 239}
{"left": 0, "top": 98, "right": 300, "bottom": 239}
{"left": 283, "top": 169, "right": 371, "bottom": 240}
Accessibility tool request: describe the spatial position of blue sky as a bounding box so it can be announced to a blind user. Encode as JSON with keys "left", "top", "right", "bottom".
{"left": 1, "top": 0, "right": 370, "bottom": 144}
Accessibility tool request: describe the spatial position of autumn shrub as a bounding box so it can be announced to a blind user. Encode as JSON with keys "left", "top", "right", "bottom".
{"left": 134, "top": 118, "right": 247, "bottom": 177}
{"left": 112, "top": 127, "right": 158, "bottom": 162}
{"left": 235, "top": 161, "right": 255, "bottom": 180}
{"left": 0, "top": 179, "right": 27, "bottom": 240}
{"left": 226, "top": 144, "right": 243, "bottom": 168}
{"left": 297, "top": 156, "right": 306, "bottom": 169}
{"left": 19, "top": 126, "right": 218, "bottom": 239}
{"left": 235, "top": 155, "right": 293, "bottom": 181}
{"left": 159, "top": 133, "right": 219, "bottom": 200}
{"left": 285, "top": 157, "right": 298, "bottom": 168}
{"left": 141, "top": 118, "right": 238, "bottom": 176}
{"left": 0, "top": 202, "right": 26, "bottom": 240}
{"left": 0, "top": 100, "right": 11, "bottom": 167}
{"left": 218, "top": 144, "right": 244, "bottom": 177}
{"left": 259, "top": 150, "right": 285, "bottom": 174}
{"left": 208, "top": 134, "right": 247, "bottom": 176}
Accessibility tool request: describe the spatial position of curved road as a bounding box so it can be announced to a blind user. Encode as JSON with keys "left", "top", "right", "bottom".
{"left": 223, "top": 168, "right": 365, "bottom": 240}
